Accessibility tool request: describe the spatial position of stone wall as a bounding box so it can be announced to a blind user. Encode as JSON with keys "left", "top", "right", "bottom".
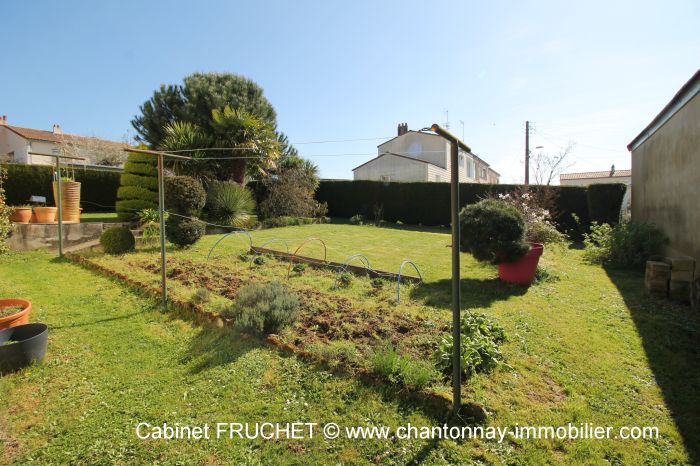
{"left": 7, "top": 222, "right": 131, "bottom": 251}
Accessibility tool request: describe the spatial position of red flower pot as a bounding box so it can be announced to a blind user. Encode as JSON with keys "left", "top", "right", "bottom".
{"left": 498, "top": 243, "right": 544, "bottom": 285}
{"left": 0, "top": 299, "right": 32, "bottom": 331}
{"left": 10, "top": 208, "right": 32, "bottom": 224}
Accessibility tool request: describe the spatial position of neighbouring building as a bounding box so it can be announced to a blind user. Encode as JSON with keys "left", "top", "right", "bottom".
{"left": 0, "top": 116, "right": 126, "bottom": 167}
{"left": 353, "top": 123, "right": 500, "bottom": 184}
{"left": 559, "top": 166, "right": 631, "bottom": 186}
{"left": 627, "top": 68, "right": 700, "bottom": 261}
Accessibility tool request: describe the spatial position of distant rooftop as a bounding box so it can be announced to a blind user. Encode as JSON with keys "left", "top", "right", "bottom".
{"left": 560, "top": 169, "right": 631, "bottom": 180}
{"left": 2, "top": 123, "right": 124, "bottom": 147}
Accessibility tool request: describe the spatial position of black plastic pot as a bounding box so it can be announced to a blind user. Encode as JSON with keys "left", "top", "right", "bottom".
{"left": 0, "top": 323, "right": 48, "bottom": 374}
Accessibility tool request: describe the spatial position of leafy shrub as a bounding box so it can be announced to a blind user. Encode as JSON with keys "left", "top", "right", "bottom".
{"left": 253, "top": 255, "right": 266, "bottom": 266}
{"left": 459, "top": 199, "right": 529, "bottom": 264}
{"left": 0, "top": 166, "right": 11, "bottom": 255}
{"left": 371, "top": 344, "right": 435, "bottom": 389}
{"left": 116, "top": 150, "right": 159, "bottom": 221}
{"left": 435, "top": 311, "right": 507, "bottom": 379}
{"left": 337, "top": 272, "right": 353, "bottom": 288}
{"left": 224, "top": 281, "right": 300, "bottom": 335}
{"left": 206, "top": 181, "right": 256, "bottom": 227}
{"left": 493, "top": 190, "right": 565, "bottom": 244}
{"left": 164, "top": 176, "right": 206, "bottom": 216}
{"left": 100, "top": 227, "right": 136, "bottom": 254}
{"left": 370, "top": 278, "right": 385, "bottom": 289}
{"left": 190, "top": 288, "right": 211, "bottom": 305}
{"left": 309, "top": 341, "right": 358, "bottom": 367}
{"left": 292, "top": 263, "right": 307, "bottom": 274}
{"left": 137, "top": 208, "right": 162, "bottom": 244}
{"left": 259, "top": 163, "right": 327, "bottom": 219}
{"left": 349, "top": 214, "right": 364, "bottom": 225}
{"left": 165, "top": 216, "right": 205, "bottom": 248}
{"left": 583, "top": 221, "right": 667, "bottom": 269}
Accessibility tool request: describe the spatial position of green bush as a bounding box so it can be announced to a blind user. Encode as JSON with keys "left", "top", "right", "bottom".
{"left": 583, "top": 221, "right": 667, "bottom": 269}
{"left": 137, "top": 208, "right": 162, "bottom": 244}
{"left": 459, "top": 199, "right": 529, "bottom": 264}
{"left": 259, "top": 164, "right": 327, "bottom": 219}
{"left": 164, "top": 176, "right": 206, "bottom": 216}
{"left": 349, "top": 214, "right": 364, "bottom": 225}
{"left": 205, "top": 181, "right": 256, "bottom": 227}
{"left": 435, "top": 311, "right": 507, "bottom": 379}
{"left": 117, "top": 151, "right": 159, "bottom": 220}
{"left": 165, "top": 216, "right": 205, "bottom": 248}
{"left": 224, "top": 281, "right": 300, "bottom": 335}
{"left": 337, "top": 272, "right": 353, "bottom": 288}
{"left": 100, "top": 227, "right": 136, "bottom": 254}
{"left": 1, "top": 163, "right": 121, "bottom": 213}
{"left": 587, "top": 183, "right": 627, "bottom": 226}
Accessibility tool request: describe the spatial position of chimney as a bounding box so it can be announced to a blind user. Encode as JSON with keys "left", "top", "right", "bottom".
{"left": 397, "top": 122, "right": 408, "bottom": 136}
{"left": 52, "top": 124, "right": 62, "bottom": 135}
{"left": 610, "top": 164, "right": 615, "bottom": 177}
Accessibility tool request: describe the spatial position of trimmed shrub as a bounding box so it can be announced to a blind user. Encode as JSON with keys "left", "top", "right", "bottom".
{"left": 1, "top": 163, "right": 121, "bottom": 213}
{"left": 100, "top": 227, "right": 135, "bottom": 254}
{"left": 205, "top": 181, "right": 256, "bottom": 227}
{"left": 164, "top": 176, "right": 206, "bottom": 216}
{"left": 165, "top": 216, "right": 205, "bottom": 248}
{"left": 224, "top": 281, "right": 300, "bottom": 335}
{"left": 117, "top": 151, "right": 158, "bottom": 220}
{"left": 459, "top": 199, "right": 529, "bottom": 264}
{"left": 587, "top": 183, "right": 627, "bottom": 226}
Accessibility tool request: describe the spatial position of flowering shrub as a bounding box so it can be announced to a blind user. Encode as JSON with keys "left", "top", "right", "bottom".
{"left": 496, "top": 191, "right": 565, "bottom": 244}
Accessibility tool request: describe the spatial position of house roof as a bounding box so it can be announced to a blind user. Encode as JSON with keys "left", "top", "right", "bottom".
{"left": 352, "top": 151, "right": 444, "bottom": 171}
{"left": 627, "top": 68, "right": 700, "bottom": 151}
{"left": 378, "top": 130, "right": 495, "bottom": 168}
{"left": 560, "top": 169, "right": 631, "bottom": 180}
{"left": 2, "top": 124, "right": 124, "bottom": 147}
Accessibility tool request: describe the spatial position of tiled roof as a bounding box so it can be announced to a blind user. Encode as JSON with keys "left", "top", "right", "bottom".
{"left": 560, "top": 169, "right": 631, "bottom": 180}
{"left": 3, "top": 125, "right": 124, "bottom": 147}
{"left": 352, "top": 151, "right": 444, "bottom": 171}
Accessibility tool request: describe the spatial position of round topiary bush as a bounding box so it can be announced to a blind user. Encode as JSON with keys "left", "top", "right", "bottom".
{"left": 165, "top": 216, "right": 205, "bottom": 248}
{"left": 459, "top": 199, "right": 529, "bottom": 264}
{"left": 165, "top": 176, "right": 206, "bottom": 216}
{"left": 100, "top": 227, "right": 136, "bottom": 254}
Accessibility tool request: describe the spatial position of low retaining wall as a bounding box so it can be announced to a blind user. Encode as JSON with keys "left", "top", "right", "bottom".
{"left": 7, "top": 222, "right": 131, "bottom": 251}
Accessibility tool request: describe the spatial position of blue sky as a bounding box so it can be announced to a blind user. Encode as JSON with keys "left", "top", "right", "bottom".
{"left": 3, "top": 0, "right": 698, "bottom": 182}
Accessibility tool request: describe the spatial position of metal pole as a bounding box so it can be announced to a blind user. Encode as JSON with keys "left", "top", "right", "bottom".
{"left": 157, "top": 154, "right": 167, "bottom": 307}
{"left": 55, "top": 157, "right": 63, "bottom": 258}
{"left": 430, "top": 124, "right": 470, "bottom": 416}
{"left": 524, "top": 120, "right": 530, "bottom": 186}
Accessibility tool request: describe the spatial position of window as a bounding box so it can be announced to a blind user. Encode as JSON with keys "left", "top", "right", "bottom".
{"left": 482, "top": 168, "right": 487, "bottom": 179}
{"left": 465, "top": 157, "right": 475, "bottom": 178}
{"left": 51, "top": 148, "right": 61, "bottom": 155}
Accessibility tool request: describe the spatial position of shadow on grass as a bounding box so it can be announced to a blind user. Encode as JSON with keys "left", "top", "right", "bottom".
{"left": 180, "top": 325, "right": 258, "bottom": 374}
{"left": 410, "top": 277, "right": 528, "bottom": 309}
{"left": 605, "top": 267, "right": 700, "bottom": 464}
{"left": 51, "top": 311, "right": 147, "bottom": 330}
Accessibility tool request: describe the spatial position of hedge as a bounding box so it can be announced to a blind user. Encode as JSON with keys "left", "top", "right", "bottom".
{"left": 315, "top": 180, "right": 591, "bottom": 234}
{"left": 1, "top": 163, "right": 121, "bottom": 212}
{"left": 587, "top": 183, "right": 627, "bottom": 226}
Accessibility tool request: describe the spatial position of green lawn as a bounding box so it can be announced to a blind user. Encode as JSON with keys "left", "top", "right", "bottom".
{"left": 1, "top": 223, "right": 698, "bottom": 464}
{"left": 80, "top": 212, "right": 120, "bottom": 223}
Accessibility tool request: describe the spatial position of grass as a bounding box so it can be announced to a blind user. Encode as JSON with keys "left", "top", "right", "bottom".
{"left": 1, "top": 222, "right": 699, "bottom": 464}
{"left": 80, "top": 212, "right": 120, "bottom": 223}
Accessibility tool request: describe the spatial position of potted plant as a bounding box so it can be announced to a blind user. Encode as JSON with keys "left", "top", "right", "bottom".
{"left": 9, "top": 205, "right": 32, "bottom": 223}
{"left": 33, "top": 206, "right": 57, "bottom": 223}
{"left": 0, "top": 299, "right": 32, "bottom": 331}
{"left": 459, "top": 199, "right": 543, "bottom": 285}
{"left": 53, "top": 172, "right": 82, "bottom": 222}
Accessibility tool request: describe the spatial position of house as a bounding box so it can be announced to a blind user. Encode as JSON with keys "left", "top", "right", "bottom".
{"left": 627, "top": 68, "right": 700, "bottom": 262}
{"left": 559, "top": 166, "right": 631, "bottom": 186}
{"left": 0, "top": 116, "right": 125, "bottom": 167}
{"left": 353, "top": 123, "right": 500, "bottom": 184}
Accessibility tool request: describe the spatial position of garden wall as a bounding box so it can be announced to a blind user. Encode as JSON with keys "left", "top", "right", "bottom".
{"left": 1, "top": 163, "right": 121, "bottom": 212}
{"left": 316, "top": 180, "right": 598, "bottom": 234}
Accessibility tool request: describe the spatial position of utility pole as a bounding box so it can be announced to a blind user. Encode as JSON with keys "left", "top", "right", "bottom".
{"left": 524, "top": 120, "right": 530, "bottom": 185}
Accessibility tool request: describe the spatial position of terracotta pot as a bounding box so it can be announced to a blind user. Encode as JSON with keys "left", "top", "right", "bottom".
{"left": 498, "top": 243, "right": 544, "bottom": 285}
{"left": 53, "top": 181, "right": 81, "bottom": 222}
{"left": 30, "top": 212, "right": 37, "bottom": 223}
{"left": 10, "top": 208, "right": 32, "bottom": 224}
{"left": 34, "top": 207, "right": 57, "bottom": 223}
{"left": 0, "top": 299, "right": 32, "bottom": 331}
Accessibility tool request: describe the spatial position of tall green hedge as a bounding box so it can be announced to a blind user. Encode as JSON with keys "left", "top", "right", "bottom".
{"left": 315, "top": 180, "right": 591, "bottom": 234}
{"left": 116, "top": 152, "right": 159, "bottom": 221}
{"left": 587, "top": 183, "right": 627, "bottom": 226}
{"left": 0, "top": 163, "right": 121, "bottom": 212}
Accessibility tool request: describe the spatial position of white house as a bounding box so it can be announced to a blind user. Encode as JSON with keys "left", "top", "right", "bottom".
{"left": 0, "top": 116, "right": 125, "bottom": 166}
{"left": 559, "top": 166, "right": 631, "bottom": 186}
{"left": 353, "top": 123, "right": 500, "bottom": 184}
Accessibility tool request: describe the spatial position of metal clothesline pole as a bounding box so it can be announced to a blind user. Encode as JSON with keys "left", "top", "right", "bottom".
{"left": 28, "top": 152, "right": 87, "bottom": 258}
{"left": 123, "top": 148, "right": 193, "bottom": 308}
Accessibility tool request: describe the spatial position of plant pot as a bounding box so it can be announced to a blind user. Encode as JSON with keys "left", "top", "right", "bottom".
{"left": 0, "top": 323, "right": 48, "bottom": 374}
{"left": 53, "top": 181, "right": 81, "bottom": 222}
{"left": 0, "top": 299, "right": 32, "bottom": 331}
{"left": 498, "top": 243, "right": 544, "bottom": 285}
{"left": 10, "top": 207, "right": 32, "bottom": 223}
{"left": 34, "top": 206, "right": 57, "bottom": 223}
